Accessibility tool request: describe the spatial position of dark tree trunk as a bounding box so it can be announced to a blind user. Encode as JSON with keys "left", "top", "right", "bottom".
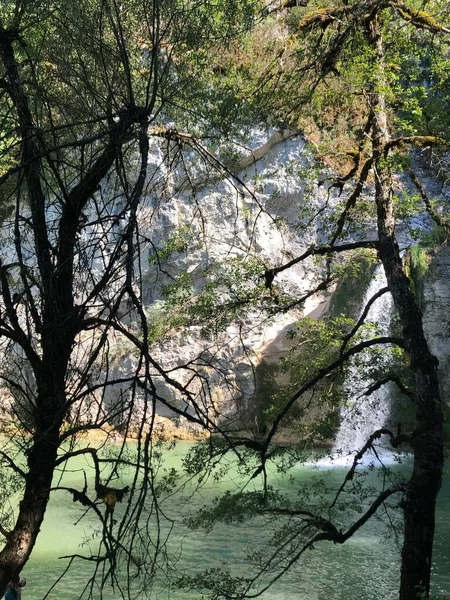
{"left": 376, "top": 175, "right": 443, "bottom": 600}
{"left": 0, "top": 24, "right": 135, "bottom": 595}
{"left": 0, "top": 410, "right": 63, "bottom": 592}
{"left": 367, "top": 14, "right": 444, "bottom": 600}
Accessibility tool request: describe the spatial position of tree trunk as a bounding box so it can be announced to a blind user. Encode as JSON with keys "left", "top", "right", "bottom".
{"left": 0, "top": 417, "right": 62, "bottom": 594}
{"left": 367, "top": 14, "right": 444, "bottom": 600}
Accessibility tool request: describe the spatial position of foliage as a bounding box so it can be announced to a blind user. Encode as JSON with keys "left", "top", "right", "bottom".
{"left": 329, "top": 251, "right": 378, "bottom": 318}
{"left": 404, "top": 223, "right": 449, "bottom": 303}
{"left": 266, "top": 316, "right": 353, "bottom": 441}
{"left": 172, "top": 2, "right": 450, "bottom": 600}
{"left": 0, "top": 0, "right": 449, "bottom": 599}
{"left": 0, "top": 0, "right": 266, "bottom": 596}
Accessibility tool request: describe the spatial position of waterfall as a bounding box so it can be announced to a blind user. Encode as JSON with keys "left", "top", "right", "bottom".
{"left": 331, "top": 264, "right": 395, "bottom": 464}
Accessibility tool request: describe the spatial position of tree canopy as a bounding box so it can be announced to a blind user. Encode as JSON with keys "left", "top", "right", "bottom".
{"left": 0, "top": 0, "right": 449, "bottom": 599}
{"left": 0, "top": 0, "right": 264, "bottom": 594}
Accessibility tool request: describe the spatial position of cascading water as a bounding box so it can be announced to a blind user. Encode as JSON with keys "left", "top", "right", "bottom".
{"left": 331, "top": 264, "right": 395, "bottom": 464}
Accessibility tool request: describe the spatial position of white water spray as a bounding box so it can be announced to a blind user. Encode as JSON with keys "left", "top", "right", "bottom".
{"left": 330, "top": 264, "right": 396, "bottom": 466}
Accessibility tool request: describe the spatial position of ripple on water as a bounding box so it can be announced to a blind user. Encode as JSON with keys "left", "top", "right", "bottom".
{"left": 21, "top": 451, "right": 449, "bottom": 600}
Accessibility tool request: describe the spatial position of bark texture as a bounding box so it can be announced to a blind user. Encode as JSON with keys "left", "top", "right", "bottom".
{"left": 367, "top": 13, "right": 444, "bottom": 600}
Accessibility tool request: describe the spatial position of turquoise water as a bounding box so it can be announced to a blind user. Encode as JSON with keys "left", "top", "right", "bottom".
{"left": 19, "top": 445, "right": 450, "bottom": 600}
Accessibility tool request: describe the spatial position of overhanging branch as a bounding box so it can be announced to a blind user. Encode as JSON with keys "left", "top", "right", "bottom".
{"left": 263, "top": 335, "right": 405, "bottom": 451}
{"left": 264, "top": 240, "right": 378, "bottom": 286}
{"left": 340, "top": 285, "right": 389, "bottom": 355}
{"left": 361, "top": 375, "right": 416, "bottom": 403}
{"left": 385, "top": 135, "right": 447, "bottom": 153}
{"left": 242, "top": 483, "right": 405, "bottom": 599}
{"left": 407, "top": 169, "right": 450, "bottom": 231}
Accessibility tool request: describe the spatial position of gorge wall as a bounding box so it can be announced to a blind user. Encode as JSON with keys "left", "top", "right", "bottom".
{"left": 90, "top": 129, "right": 450, "bottom": 437}
{"left": 102, "top": 128, "right": 338, "bottom": 436}
{"left": 1, "top": 129, "right": 448, "bottom": 439}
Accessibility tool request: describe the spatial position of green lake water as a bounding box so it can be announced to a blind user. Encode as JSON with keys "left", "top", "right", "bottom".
{"left": 19, "top": 444, "right": 450, "bottom": 600}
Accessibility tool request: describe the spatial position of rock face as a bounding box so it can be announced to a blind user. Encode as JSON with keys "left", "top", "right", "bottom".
{"left": 0, "top": 128, "right": 340, "bottom": 438}
{"left": 137, "top": 131, "right": 450, "bottom": 434}
{"left": 126, "top": 129, "right": 335, "bottom": 435}
{"left": 2, "top": 128, "right": 449, "bottom": 437}
{"left": 423, "top": 246, "right": 450, "bottom": 405}
{"left": 57, "top": 132, "right": 450, "bottom": 432}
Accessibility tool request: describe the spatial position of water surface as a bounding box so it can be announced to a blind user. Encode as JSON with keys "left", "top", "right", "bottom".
{"left": 21, "top": 444, "right": 450, "bottom": 600}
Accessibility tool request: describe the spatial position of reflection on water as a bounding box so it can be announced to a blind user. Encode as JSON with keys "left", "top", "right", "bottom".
{"left": 22, "top": 444, "right": 450, "bottom": 600}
